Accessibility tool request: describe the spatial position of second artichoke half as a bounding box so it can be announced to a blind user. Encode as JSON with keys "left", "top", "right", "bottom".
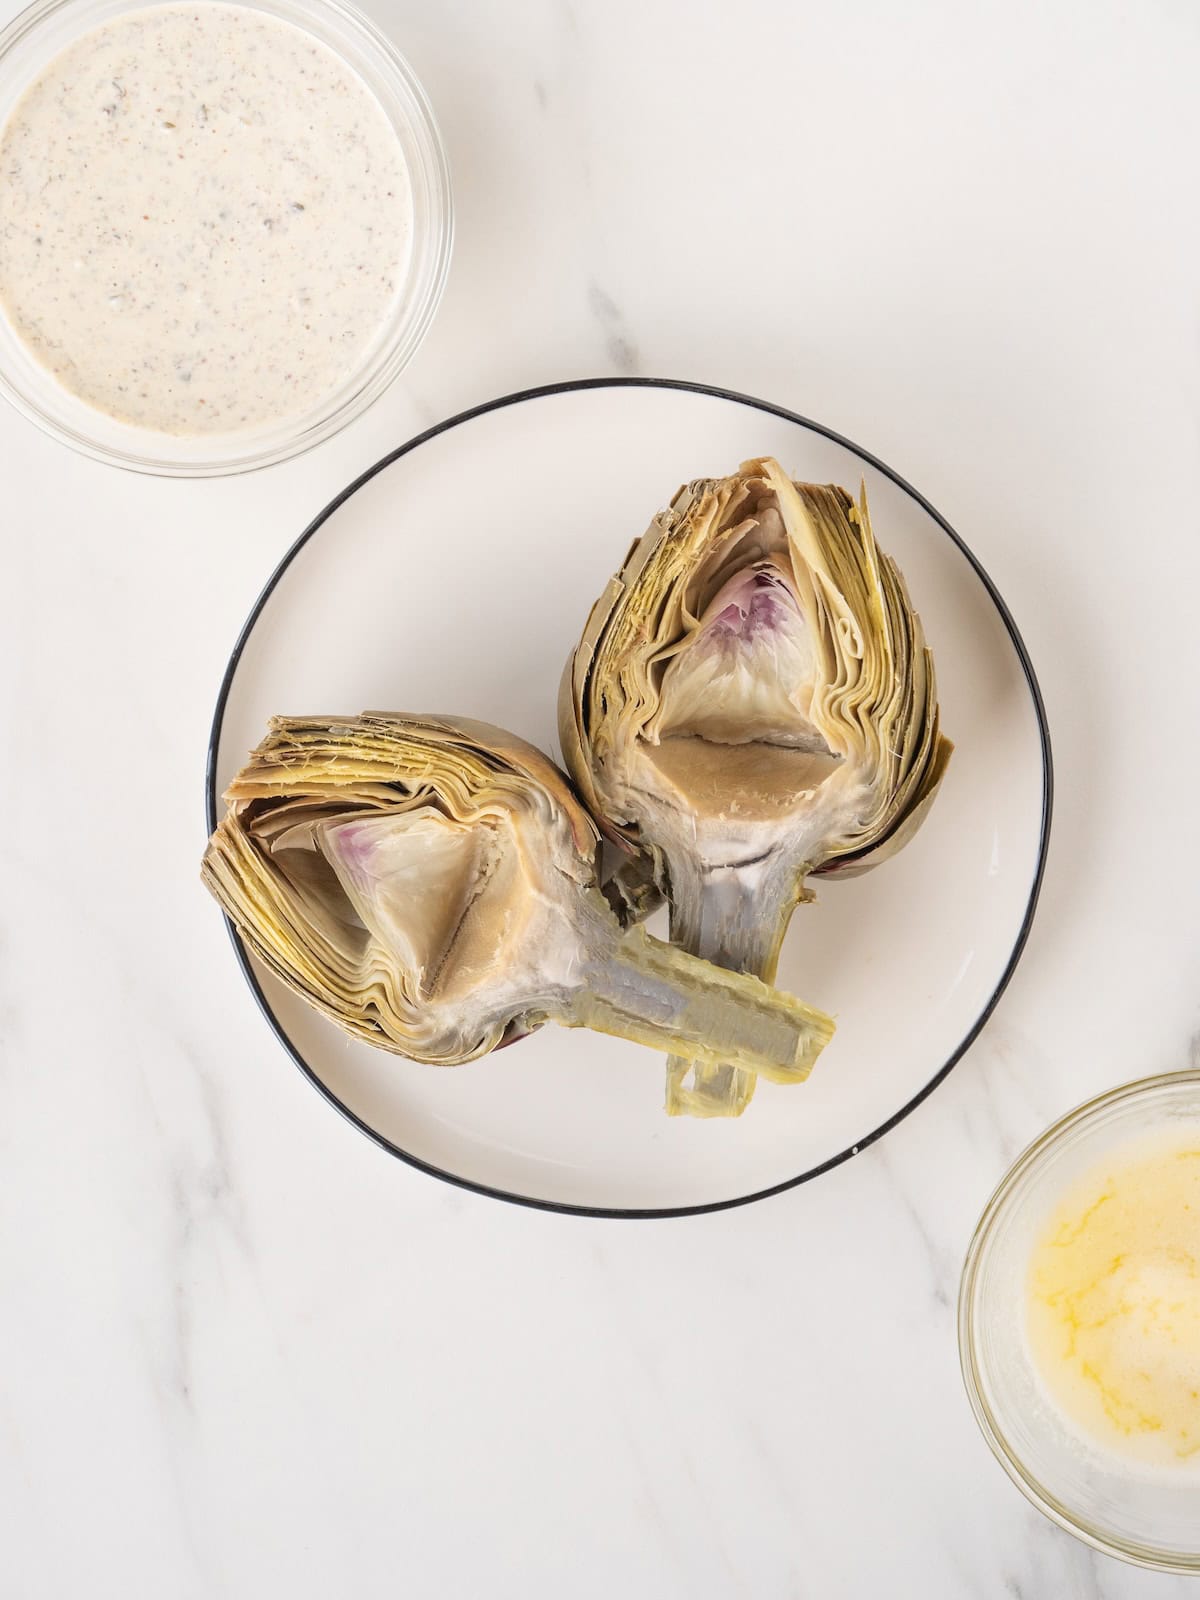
{"left": 560, "top": 457, "right": 953, "bottom": 1118}
{"left": 203, "top": 712, "right": 834, "bottom": 1087}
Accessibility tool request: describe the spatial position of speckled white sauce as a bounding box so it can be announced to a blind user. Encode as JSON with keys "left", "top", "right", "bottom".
{"left": 0, "top": 3, "right": 412, "bottom": 434}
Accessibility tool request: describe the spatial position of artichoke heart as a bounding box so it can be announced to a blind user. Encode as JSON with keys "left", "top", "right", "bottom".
{"left": 560, "top": 459, "right": 953, "bottom": 1118}
{"left": 203, "top": 712, "right": 835, "bottom": 1089}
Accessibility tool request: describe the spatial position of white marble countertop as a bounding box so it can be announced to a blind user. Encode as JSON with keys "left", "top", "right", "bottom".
{"left": 3, "top": 1, "right": 1199, "bottom": 1594}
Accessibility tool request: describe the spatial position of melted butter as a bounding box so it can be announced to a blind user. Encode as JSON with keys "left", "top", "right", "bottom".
{"left": 1027, "top": 1130, "right": 1200, "bottom": 1466}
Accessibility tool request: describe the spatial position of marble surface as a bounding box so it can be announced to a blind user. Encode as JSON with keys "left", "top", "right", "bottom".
{"left": 2, "top": 0, "right": 1198, "bottom": 1594}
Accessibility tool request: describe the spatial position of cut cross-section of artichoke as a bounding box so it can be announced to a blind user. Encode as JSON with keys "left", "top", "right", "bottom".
{"left": 560, "top": 459, "right": 952, "bottom": 1118}
{"left": 203, "top": 713, "right": 835, "bottom": 1095}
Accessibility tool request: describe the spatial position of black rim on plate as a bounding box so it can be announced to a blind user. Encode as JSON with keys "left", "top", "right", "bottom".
{"left": 205, "top": 376, "right": 1054, "bottom": 1220}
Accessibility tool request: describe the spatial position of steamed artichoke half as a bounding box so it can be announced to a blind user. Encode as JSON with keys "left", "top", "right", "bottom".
{"left": 203, "top": 713, "right": 835, "bottom": 1088}
{"left": 560, "top": 459, "right": 952, "bottom": 1118}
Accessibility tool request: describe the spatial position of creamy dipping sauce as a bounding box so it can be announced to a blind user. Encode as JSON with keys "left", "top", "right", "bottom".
{"left": 0, "top": 3, "right": 411, "bottom": 433}
{"left": 1027, "top": 1129, "right": 1200, "bottom": 1467}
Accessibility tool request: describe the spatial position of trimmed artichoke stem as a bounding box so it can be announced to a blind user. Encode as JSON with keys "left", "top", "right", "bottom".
{"left": 664, "top": 861, "right": 801, "bottom": 1117}
{"left": 569, "top": 921, "right": 830, "bottom": 1082}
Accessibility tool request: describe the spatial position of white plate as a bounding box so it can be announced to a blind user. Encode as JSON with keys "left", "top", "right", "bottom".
{"left": 207, "top": 380, "right": 1051, "bottom": 1215}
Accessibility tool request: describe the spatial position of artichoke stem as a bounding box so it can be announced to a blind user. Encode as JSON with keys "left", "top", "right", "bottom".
{"left": 665, "top": 861, "right": 802, "bottom": 1118}
{"left": 568, "top": 921, "right": 831, "bottom": 1084}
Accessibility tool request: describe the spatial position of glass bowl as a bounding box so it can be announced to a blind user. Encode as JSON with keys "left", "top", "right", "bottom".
{"left": 0, "top": 0, "right": 452, "bottom": 474}
{"left": 959, "top": 1071, "right": 1200, "bottom": 1573}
